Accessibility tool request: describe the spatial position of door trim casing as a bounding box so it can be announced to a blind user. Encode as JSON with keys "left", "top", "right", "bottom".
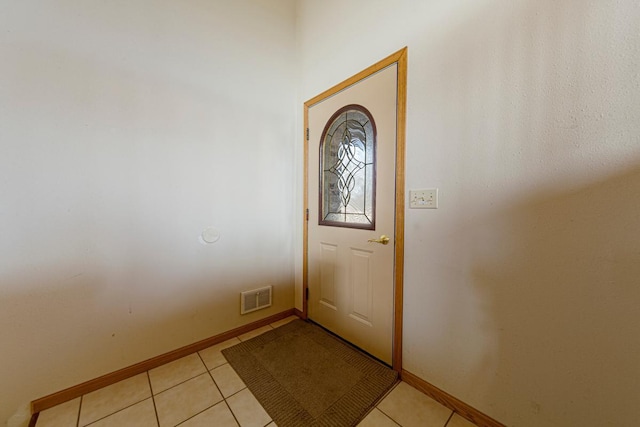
{"left": 302, "top": 47, "right": 407, "bottom": 372}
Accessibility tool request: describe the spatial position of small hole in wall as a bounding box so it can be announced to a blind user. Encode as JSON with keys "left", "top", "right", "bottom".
{"left": 201, "top": 227, "right": 221, "bottom": 244}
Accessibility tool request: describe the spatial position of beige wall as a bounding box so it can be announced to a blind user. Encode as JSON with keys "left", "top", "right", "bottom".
{"left": 296, "top": 1, "right": 640, "bottom": 426}
{"left": 3, "top": 1, "right": 639, "bottom": 426}
{"left": 0, "top": 1, "right": 296, "bottom": 424}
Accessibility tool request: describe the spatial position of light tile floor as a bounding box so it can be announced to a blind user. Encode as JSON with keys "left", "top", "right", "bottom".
{"left": 36, "top": 316, "right": 476, "bottom": 427}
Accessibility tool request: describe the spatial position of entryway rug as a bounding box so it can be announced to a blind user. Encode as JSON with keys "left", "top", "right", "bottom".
{"left": 222, "top": 319, "right": 398, "bottom": 427}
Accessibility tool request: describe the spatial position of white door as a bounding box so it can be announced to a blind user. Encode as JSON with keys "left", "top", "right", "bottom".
{"left": 307, "top": 64, "right": 398, "bottom": 364}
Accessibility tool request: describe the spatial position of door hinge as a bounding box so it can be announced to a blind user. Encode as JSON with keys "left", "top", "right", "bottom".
{"left": 305, "top": 287, "right": 309, "bottom": 300}
{"left": 305, "top": 208, "right": 309, "bottom": 221}
{"left": 306, "top": 128, "right": 309, "bottom": 141}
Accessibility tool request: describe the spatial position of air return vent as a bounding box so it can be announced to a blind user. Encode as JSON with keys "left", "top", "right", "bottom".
{"left": 240, "top": 286, "right": 272, "bottom": 315}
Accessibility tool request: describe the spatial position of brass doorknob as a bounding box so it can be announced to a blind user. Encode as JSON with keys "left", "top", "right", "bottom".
{"left": 368, "top": 235, "right": 390, "bottom": 245}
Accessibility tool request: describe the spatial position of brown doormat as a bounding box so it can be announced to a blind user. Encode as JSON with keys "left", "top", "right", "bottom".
{"left": 222, "top": 319, "right": 398, "bottom": 427}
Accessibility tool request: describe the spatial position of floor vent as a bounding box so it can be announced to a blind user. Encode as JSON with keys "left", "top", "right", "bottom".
{"left": 240, "top": 286, "right": 272, "bottom": 315}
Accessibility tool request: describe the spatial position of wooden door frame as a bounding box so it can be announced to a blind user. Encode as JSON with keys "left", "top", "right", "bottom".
{"left": 302, "top": 47, "right": 407, "bottom": 372}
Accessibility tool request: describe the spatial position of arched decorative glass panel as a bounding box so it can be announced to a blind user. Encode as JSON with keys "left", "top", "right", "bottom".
{"left": 319, "top": 105, "right": 376, "bottom": 229}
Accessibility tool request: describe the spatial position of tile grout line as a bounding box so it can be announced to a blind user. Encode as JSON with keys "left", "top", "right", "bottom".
{"left": 375, "top": 405, "right": 404, "bottom": 427}
{"left": 82, "top": 397, "right": 154, "bottom": 427}
{"left": 374, "top": 407, "right": 402, "bottom": 427}
{"left": 75, "top": 395, "right": 83, "bottom": 427}
{"left": 223, "top": 385, "right": 248, "bottom": 401}
{"left": 224, "top": 400, "right": 243, "bottom": 427}
{"left": 152, "top": 371, "right": 217, "bottom": 424}
{"left": 198, "top": 350, "right": 243, "bottom": 427}
{"left": 224, "top": 388, "right": 271, "bottom": 427}
{"left": 173, "top": 404, "right": 216, "bottom": 426}
{"left": 146, "top": 372, "right": 161, "bottom": 427}
{"left": 174, "top": 351, "right": 235, "bottom": 426}
{"left": 147, "top": 350, "right": 252, "bottom": 427}
{"left": 372, "top": 381, "right": 402, "bottom": 425}
{"left": 443, "top": 411, "right": 455, "bottom": 427}
{"left": 151, "top": 369, "right": 209, "bottom": 397}
{"left": 151, "top": 348, "right": 240, "bottom": 395}
{"left": 222, "top": 362, "right": 270, "bottom": 427}
{"left": 197, "top": 350, "right": 224, "bottom": 398}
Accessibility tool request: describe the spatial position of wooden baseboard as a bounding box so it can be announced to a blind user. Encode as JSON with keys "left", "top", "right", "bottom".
{"left": 31, "top": 309, "right": 298, "bottom": 414}
{"left": 294, "top": 307, "right": 305, "bottom": 319}
{"left": 28, "top": 412, "right": 39, "bottom": 427}
{"left": 401, "top": 370, "right": 505, "bottom": 427}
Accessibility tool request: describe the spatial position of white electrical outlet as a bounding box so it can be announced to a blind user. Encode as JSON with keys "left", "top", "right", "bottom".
{"left": 409, "top": 188, "right": 438, "bottom": 209}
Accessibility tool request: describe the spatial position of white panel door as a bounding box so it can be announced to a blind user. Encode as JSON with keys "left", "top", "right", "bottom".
{"left": 307, "top": 64, "right": 398, "bottom": 364}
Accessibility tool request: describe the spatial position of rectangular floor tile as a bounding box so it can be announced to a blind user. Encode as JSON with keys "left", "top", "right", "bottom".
{"left": 226, "top": 388, "right": 271, "bottom": 427}
{"left": 154, "top": 373, "right": 223, "bottom": 427}
{"left": 88, "top": 398, "right": 157, "bottom": 427}
{"left": 377, "top": 382, "right": 452, "bottom": 427}
{"left": 179, "top": 401, "right": 239, "bottom": 427}
{"left": 36, "top": 397, "right": 81, "bottom": 427}
{"left": 79, "top": 373, "right": 151, "bottom": 426}
{"left": 211, "top": 363, "right": 246, "bottom": 398}
{"left": 198, "top": 338, "right": 241, "bottom": 370}
{"left": 446, "top": 414, "right": 477, "bottom": 427}
{"left": 149, "top": 353, "right": 207, "bottom": 395}
{"left": 358, "top": 408, "right": 400, "bottom": 426}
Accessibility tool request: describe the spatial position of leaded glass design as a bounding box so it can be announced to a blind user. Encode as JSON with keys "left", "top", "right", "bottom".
{"left": 320, "top": 105, "right": 376, "bottom": 229}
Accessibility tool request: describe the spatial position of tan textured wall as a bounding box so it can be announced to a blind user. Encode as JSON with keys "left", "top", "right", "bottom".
{"left": 0, "top": 1, "right": 296, "bottom": 425}
{"left": 296, "top": 1, "right": 640, "bottom": 425}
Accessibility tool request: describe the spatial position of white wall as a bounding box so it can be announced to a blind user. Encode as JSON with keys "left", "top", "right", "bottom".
{"left": 0, "top": 1, "right": 296, "bottom": 424}
{"left": 3, "top": 1, "right": 639, "bottom": 426}
{"left": 297, "top": 1, "right": 640, "bottom": 426}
